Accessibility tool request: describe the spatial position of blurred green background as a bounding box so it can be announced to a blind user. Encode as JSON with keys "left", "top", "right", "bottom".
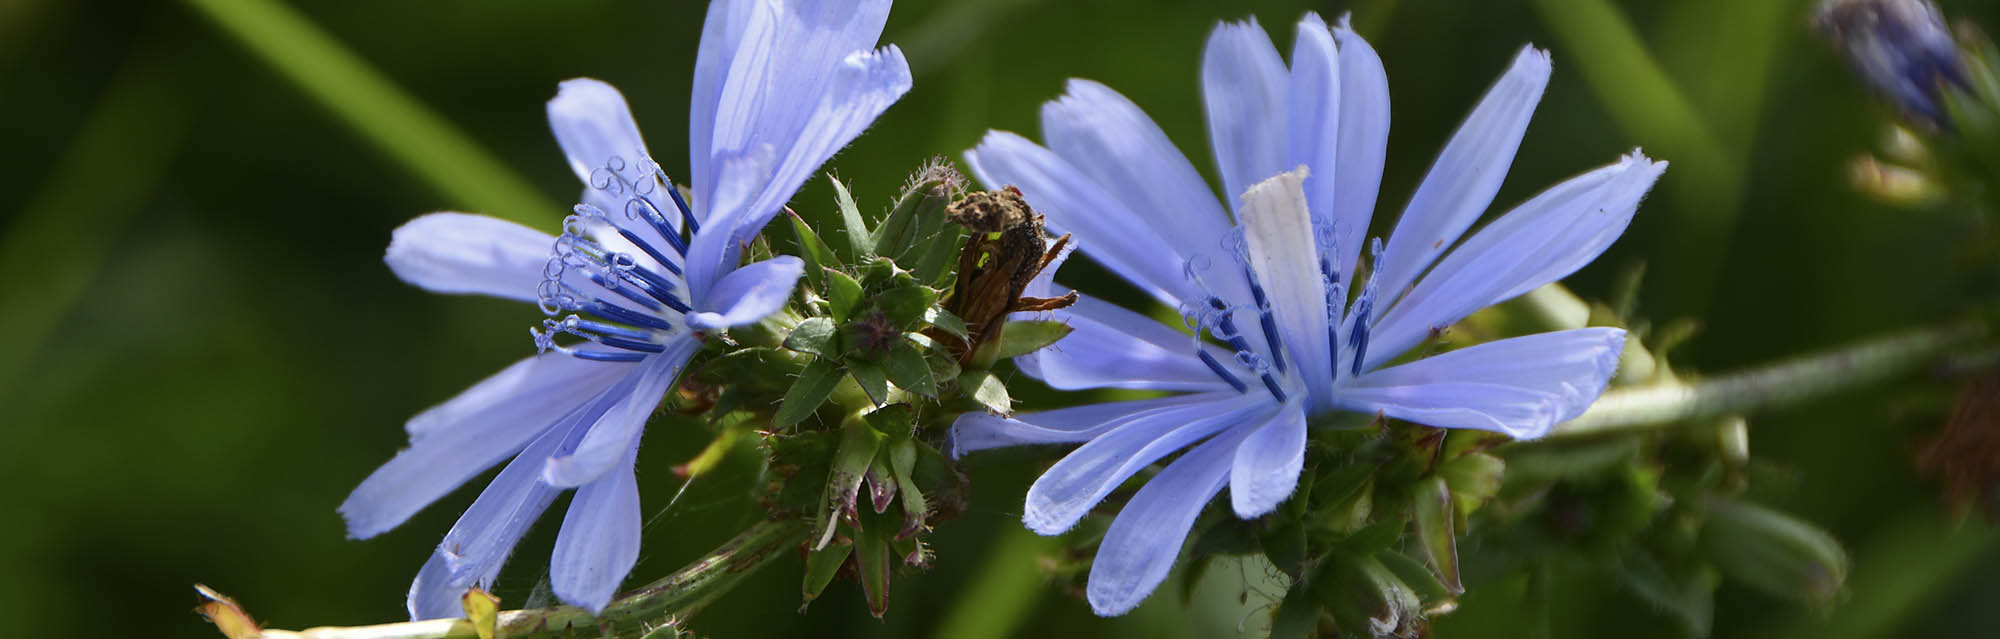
{"left": 5, "top": 0, "right": 1999, "bottom": 636}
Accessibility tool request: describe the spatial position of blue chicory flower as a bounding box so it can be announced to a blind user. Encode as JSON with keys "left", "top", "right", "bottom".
{"left": 1815, "top": 0, "right": 1970, "bottom": 129}
{"left": 951, "top": 13, "right": 1665, "bottom": 616}
{"left": 339, "top": 0, "right": 910, "bottom": 618}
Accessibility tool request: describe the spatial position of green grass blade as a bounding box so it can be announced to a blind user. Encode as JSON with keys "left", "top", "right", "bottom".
{"left": 183, "top": 0, "right": 560, "bottom": 227}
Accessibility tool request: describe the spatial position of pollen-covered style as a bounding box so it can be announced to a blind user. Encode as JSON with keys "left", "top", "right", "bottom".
{"left": 952, "top": 14, "right": 1664, "bottom": 615}
{"left": 338, "top": 0, "right": 910, "bottom": 618}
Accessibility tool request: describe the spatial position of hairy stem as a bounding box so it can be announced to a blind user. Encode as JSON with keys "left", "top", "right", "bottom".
{"left": 1553, "top": 318, "right": 1989, "bottom": 437}
{"left": 247, "top": 518, "right": 809, "bottom": 639}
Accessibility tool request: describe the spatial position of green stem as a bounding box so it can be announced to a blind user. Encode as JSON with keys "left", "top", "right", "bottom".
{"left": 248, "top": 518, "right": 809, "bottom": 639}
{"left": 1553, "top": 318, "right": 1989, "bottom": 437}
{"left": 182, "top": 0, "right": 561, "bottom": 227}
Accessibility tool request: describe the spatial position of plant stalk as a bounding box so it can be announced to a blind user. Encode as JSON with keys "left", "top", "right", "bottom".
{"left": 242, "top": 518, "right": 810, "bottom": 639}
{"left": 1552, "top": 318, "right": 1988, "bottom": 437}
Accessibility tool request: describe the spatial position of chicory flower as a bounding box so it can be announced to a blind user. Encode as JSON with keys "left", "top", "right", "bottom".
{"left": 339, "top": 0, "right": 910, "bottom": 618}
{"left": 952, "top": 13, "right": 1663, "bottom": 615}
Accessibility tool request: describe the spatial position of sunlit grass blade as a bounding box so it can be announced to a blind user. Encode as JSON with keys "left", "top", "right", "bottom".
{"left": 183, "top": 0, "right": 560, "bottom": 227}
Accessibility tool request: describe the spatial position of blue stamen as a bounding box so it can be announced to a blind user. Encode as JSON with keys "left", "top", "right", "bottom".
{"left": 1245, "top": 280, "right": 1287, "bottom": 374}
{"left": 1258, "top": 372, "right": 1289, "bottom": 402}
{"left": 573, "top": 350, "right": 648, "bottom": 363}
{"left": 615, "top": 227, "right": 684, "bottom": 276}
{"left": 586, "top": 271, "right": 665, "bottom": 312}
{"left": 595, "top": 335, "right": 668, "bottom": 353}
{"left": 584, "top": 301, "right": 676, "bottom": 331}
{"left": 1197, "top": 350, "right": 1250, "bottom": 393}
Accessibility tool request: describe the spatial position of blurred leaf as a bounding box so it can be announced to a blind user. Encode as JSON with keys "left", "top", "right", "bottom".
{"left": 800, "top": 541, "right": 853, "bottom": 610}
{"left": 1412, "top": 475, "right": 1463, "bottom": 595}
{"left": 1614, "top": 550, "right": 1717, "bottom": 637}
{"left": 1378, "top": 550, "right": 1457, "bottom": 615}
{"left": 855, "top": 520, "right": 892, "bottom": 618}
{"left": 1700, "top": 498, "right": 1848, "bottom": 608}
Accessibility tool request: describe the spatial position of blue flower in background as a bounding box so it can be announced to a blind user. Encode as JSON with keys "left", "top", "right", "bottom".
{"left": 951, "top": 13, "right": 1664, "bottom": 615}
{"left": 1815, "top": 0, "right": 1970, "bottom": 128}
{"left": 338, "top": 0, "right": 910, "bottom": 618}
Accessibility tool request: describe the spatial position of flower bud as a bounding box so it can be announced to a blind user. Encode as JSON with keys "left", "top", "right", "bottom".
{"left": 1815, "top": 0, "right": 1971, "bottom": 128}
{"left": 1699, "top": 498, "right": 1849, "bottom": 608}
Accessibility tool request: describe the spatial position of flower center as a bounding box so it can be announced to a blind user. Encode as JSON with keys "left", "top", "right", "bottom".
{"left": 1181, "top": 224, "right": 1389, "bottom": 400}
{"left": 531, "top": 155, "right": 700, "bottom": 362}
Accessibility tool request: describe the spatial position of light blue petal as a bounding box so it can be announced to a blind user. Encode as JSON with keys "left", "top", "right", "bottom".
{"left": 690, "top": 0, "right": 892, "bottom": 218}
{"left": 685, "top": 256, "right": 803, "bottom": 330}
{"left": 547, "top": 79, "right": 685, "bottom": 247}
{"left": 340, "top": 353, "right": 634, "bottom": 539}
{"left": 550, "top": 448, "right": 642, "bottom": 613}
{"left": 1024, "top": 394, "right": 1267, "bottom": 535}
{"left": 1203, "top": 18, "right": 1291, "bottom": 209}
{"left": 1372, "top": 46, "right": 1550, "bottom": 307}
{"left": 1236, "top": 168, "right": 1335, "bottom": 408}
{"left": 428, "top": 407, "right": 587, "bottom": 604}
{"left": 542, "top": 340, "right": 697, "bottom": 487}
{"left": 1086, "top": 425, "right": 1251, "bottom": 616}
{"left": 547, "top": 78, "right": 653, "bottom": 191}
{"left": 949, "top": 392, "right": 1239, "bottom": 457}
{"left": 965, "top": 132, "right": 1189, "bottom": 306}
{"left": 1342, "top": 327, "right": 1627, "bottom": 438}
{"left": 1366, "top": 152, "right": 1663, "bottom": 370}
{"left": 1017, "top": 294, "right": 1237, "bottom": 393}
{"left": 406, "top": 551, "right": 465, "bottom": 621}
{"left": 1286, "top": 13, "right": 1340, "bottom": 236}
{"left": 686, "top": 0, "right": 908, "bottom": 300}
{"left": 1229, "top": 403, "right": 1306, "bottom": 518}
{"left": 1327, "top": 19, "right": 1391, "bottom": 291}
{"left": 385, "top": 213, "right": 553, "bottom": 304}
{"left": 1039, "top": 79, "right": 1271, "bottom": 359}
{"left": 1039, "top": 80, "right": 1237, "bottom": 280}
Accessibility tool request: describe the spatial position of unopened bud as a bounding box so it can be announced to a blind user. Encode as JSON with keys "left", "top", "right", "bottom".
{"left": 1699, "top": 498, "right": 1849, "bottom": 608}
{"left": 1815, "top": 0, "right": 1970, "bottom": 128}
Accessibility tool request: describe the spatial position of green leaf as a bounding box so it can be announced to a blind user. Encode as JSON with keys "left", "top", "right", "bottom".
{"left": 815, "top": 416, "right": 886, "bottom": 550}
{"left": 855, "top": 523, "right": 892, "bottom": 618}
{"left": 958, "top": 370, "right": 1011, "bottom": 414}
{"left": 884, "top": 340, "right": 937, "bottom": 398}
{"left": 1411, "top": 475, "right": 1463, "bottom": 594}
{"left": 825, "top": 268, "right": 863, "bottom": 322}
{"left": 786, "top": 209, "right": 839, "bottom": 291}
{"left": 923, "top": 306, "right": 969, "bottom": 340}
{"left": 775, "top": 357, "right": 841, "bottom": 428}
{"left": 800, "top": 542, "right": 854, "bottom": 611}
{"left": 849, "top": 361, "right": 890, "bottom": 407}
{"left": 1316, "top": 554, "right": 1417, "bottom": 639}
{"left": 889, "top": 438, "right": 927, "bottom": 538}
{"left": 983, "top": 320, "right": 1073, "bottom": 361}
{"left": 913, "top": 224, "right": 966, "bottom": 288}
{"left": 1438, "top": 451, "right": 1505, "bottom": 527}
{"left": 1699, "top": 498, "right": 1849, "bottom": 608}
{"left": 1334, "top": 517, "right": 1400, "bottom": 557}
{"left": 1261, "top": 520, "right": 1311, "bottom": 580}
{"left": 1376, "top": 550, "right": 1457, "bottom": 614}
{"left": 830, "top": 174, "right": 874, "bottom": 258}
{"left": 1267, "top": 576, "right": 1323, "bottom": 639}
{"left": 877, "top": 285, "right": 940, "bottom": 329}
{"left": 783, "top": 317, "right": 838, "bottom": 357}
{"left": 1615, "top": 549, "right": 1717, "bottom": 636}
